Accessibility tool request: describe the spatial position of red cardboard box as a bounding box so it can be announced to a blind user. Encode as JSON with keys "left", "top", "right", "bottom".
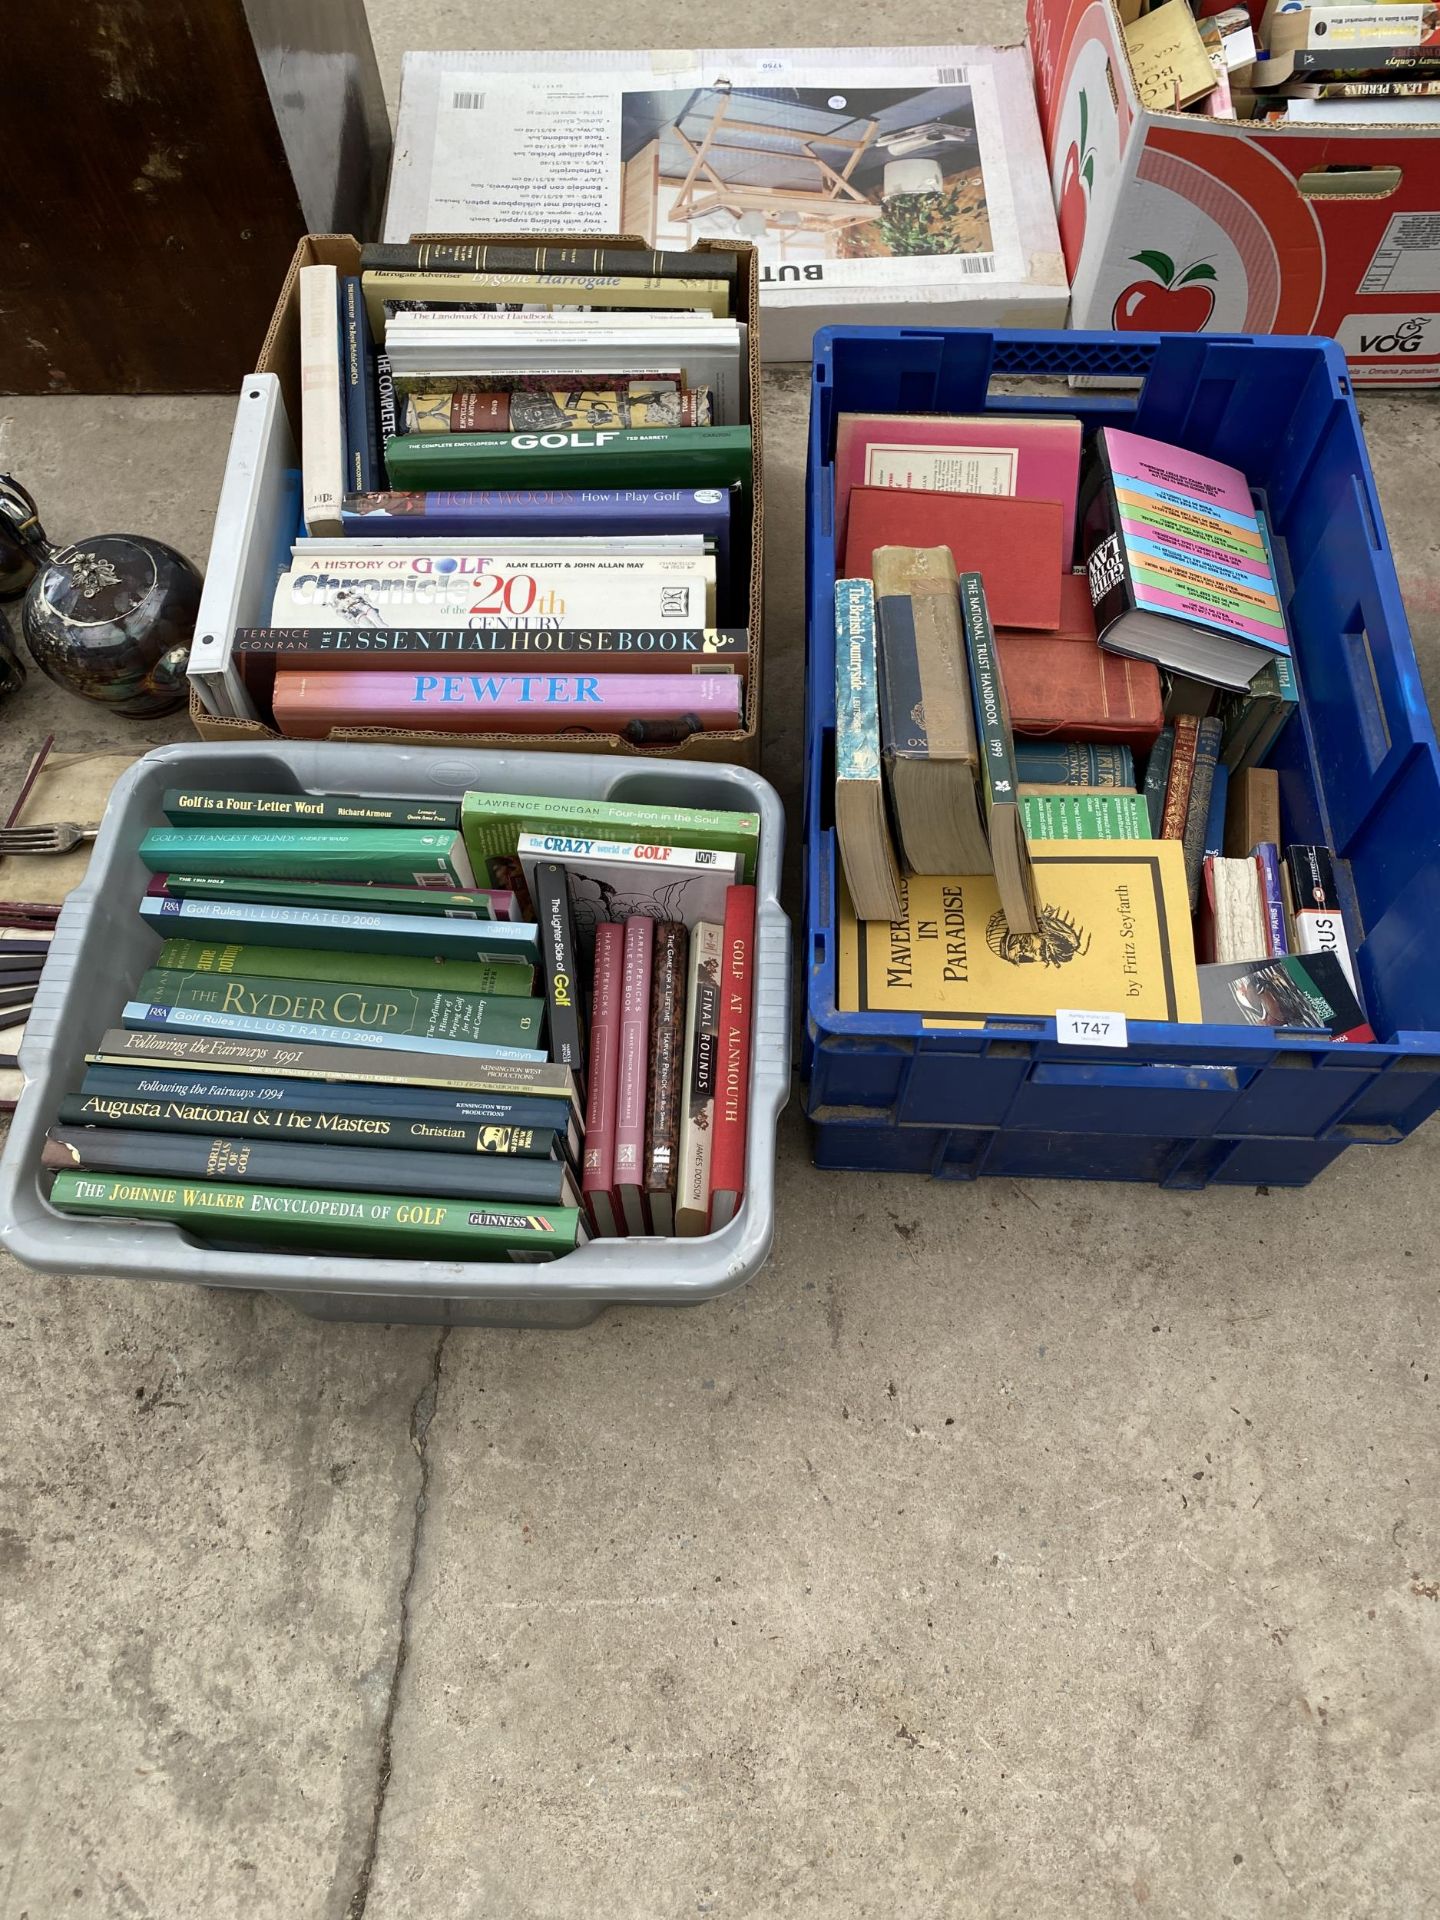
{"left": 1028, "top": 0, "right": 1440, "bottom": 385}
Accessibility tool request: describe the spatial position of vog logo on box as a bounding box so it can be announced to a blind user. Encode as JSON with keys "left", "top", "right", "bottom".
{"left": 1337, "top": 312, "right": 1440, "bottom": 358}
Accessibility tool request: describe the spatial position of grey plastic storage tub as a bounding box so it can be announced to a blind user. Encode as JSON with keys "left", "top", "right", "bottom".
{"left": 0, "top": 743, "right": 791, "bottom": 1328}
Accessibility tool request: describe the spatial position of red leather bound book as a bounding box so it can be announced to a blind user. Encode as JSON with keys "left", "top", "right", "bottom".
{"left": 580, "top": 922, "right": 624, "bottom": 1237}
{"left": 842, "top": 487, "right": 1064, "bottom": 631}
{"left": 708, "top": 884, "right": 755, "bottom": 1231}
{"left": 994, "top": 632, "right": 1165, "bottom": 753}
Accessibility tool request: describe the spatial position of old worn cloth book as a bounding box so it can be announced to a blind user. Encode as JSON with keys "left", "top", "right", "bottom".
{"left": 834, "top": 578, "right": 903, "bottom": 924}
{"left": 872, "top": 546, "right": 990, "bottom": 876}
{"left": 1199, "top": 855, "right": 1272, "bottom": 965}
{"left": 846, "top": 489, "right": 1064, "bottom": 632}
{"left": 1225, "top": 766, "right": 1282, "bottom": 859}
{"left": 993, "top": 631, "right": 1164, "bottom": 752}
{"left": 838, "top": 841, "right": 1202, "bottom": 1025}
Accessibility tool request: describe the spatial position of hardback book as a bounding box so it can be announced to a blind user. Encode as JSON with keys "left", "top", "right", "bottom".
{"left": 88, "top": 1034, "right": 581, "bottom": 1126}
{"left": 462, "top": 790, "right": 759, "bottom": 896}
{"left": 1181, "top": 716, "right": 1224, "bottom": 907}
{"left": 1225, "top": 766, "right": 1281, "bottom": 860}
{"left": 299, "top": 264, "right": 344, "bottom": 536}
{"left": 140, "top": 892, "right": 537, "bottom": 964}
{"left": 269, "top": 556, "right": 714, "bottom": 630}
{"left": 65, "top": 1089, "right": 563, "bottom": 1162}
{"left": 341, "top": 275, "right": 380, "bottom": 494}
{"left": 997, "top": 572, "right": 1097, "bottom": 647}
{"left": 993, "top": 630, "right": 1164, "bottom": 752}
{"left": 834, "top": 577, "right": 903, "bottom": 924}
{"left": 152, "top": 937, "right": 534, "bottom": 1002}
{"left": 1197, "top": 953, "right": 1373, "bottom": 1041}
{"left": 1218, "top": 652, "right": 1299, "bottom": 772}
{"left": 123, "top": 999, "right": 544, "bottom": 1065}
{"left": 138, "top": 826, "right": 476, "bottom": 887}
{"left": 834, "top": 412, "right": 1083, "bottom": 559}
{"left": 382, "top": 337, "right": 746, "bottom": 428}
{"left": 581, "top": 922, "right": 624, "bottom": 1235}
{"left": 533, "top": 862, "right": 586, "bottom": 1089}
{"left": 43, "top": 1123, "right": 580, "bottom": 1208}
{"left": 376, "top": 352, "right": 398, "bottom": 447}
{"left": 838, "top": 841, "right": 1203, "bottom": 1025}
{"left": 514, "top": 834, "right": 740, "bottom": 960}
{"left": 1014, "top": 742, "right": 1137, "bottom": 790}
{"left": 136, "top": 965, "right": 543, "bottom": 1051}
{"left": 677, "top": 920, "right": 723, "bottom": 1238}
{"left": 359, "top": 271, "right": 730, "bottom": 331}
{"left": 1161, "top": 714, "right": 1201, "bottom": 840}
{"left": 160, "top": 788, "right": 461, "bottom": 831}
{"left": 388, "top": 367, "right": 685, "bottom": 398}
{"left": 643, "top": 920, "right": 689, "bottom": 1236}
{"left": 154, "top": 872, "right": 521, "bottom": 922}
{"left": 1253, "top": 843, "right": 1290, "bottom": 956}
{"left": 845, "top": 490, "right": 1065, "bottom": 632}
{"left": 871, "top": 547, "right": 988, "bottom": 875}
{"left": 709, "top": 886, "right": 755, "bottom": 1232}
{"left": 1264, "top": 1, "right": 1437, "bottom": 57}
{"left": 338, "top": 486, "right": 732, "bottom": 576}
{"left": 1082, "top": 427, "right": 1289, "bottom": 690}
{"left": 1204, "top": 762, "right": 1231, "bottom": 860}
{"left": 959, "top": 571, "right": 1039, "bottom": 936}
{"left": 1199, "top": 856, "right": 1271, "bottom": 966}
{"left": 272, "top": 670, "right": 742, "bottom": 741}
{"left": 1020, "top": 792, "right": 1152, "bottom": 841}
{"left": 614, "top": 916, "right": 653, "bottom": 1235}
{"left": 401, "top": 385, "right": 711, "bottom": 434}
{"left": 1165, "top": 675, "right": 1220, "bottom": 721}
{"left": 236, "top": 626, "right": 750, "bottom": 678}
{"left": 359, "top": 241, "right": 741, "bottom": 283}
{"left": 1286, "top": 843, "right": 1340, "bottom": 913}
{"left": 1141, "top": 728, "right": 1175, "bottom": 836}
{"left": 1124, "top": 1, "right": 1218, "bottom": 110}
{"left": 48, "top": 1171, "right": 585, "bottom": 1261}
{"left": 385, "top": 425, "right": 753, "bottom": 494}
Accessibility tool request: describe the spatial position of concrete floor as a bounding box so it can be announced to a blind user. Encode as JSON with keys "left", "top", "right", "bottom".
{"left": 2, "top": 3, "right": 1439, "bottom": 1915}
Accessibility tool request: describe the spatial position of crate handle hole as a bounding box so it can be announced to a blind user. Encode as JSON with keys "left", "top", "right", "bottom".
{"left": 1297, "top": 166, "right": 1402, "bottom": 201}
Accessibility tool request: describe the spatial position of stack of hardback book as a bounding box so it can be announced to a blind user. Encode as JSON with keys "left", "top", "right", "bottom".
{"left": 43, "top": 783, "right": 762, "bottom": 1253}
{"left": 830, "top": 402, "right": 1374, "bottom": 1044}
{"left": 224, "top": 241, "right": 753, "bottom": 745}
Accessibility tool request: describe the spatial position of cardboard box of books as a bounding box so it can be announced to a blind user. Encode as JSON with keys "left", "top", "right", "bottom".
{"left": 381, "top": 48, "right": 1069, "bottom": 362}
{"left": 1029, "top": 0, "right": 1440, "bottom": 385}
{"left": 189, "top": 230, "right": 765, "bottom": 767}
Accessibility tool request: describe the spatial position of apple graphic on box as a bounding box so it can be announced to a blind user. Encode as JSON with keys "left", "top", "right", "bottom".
{"left": 1112, "top": 250, "right": 1217, "bottom": 332}
{"left": 1058, "top": 86, "right": 1096, "bottom": 275}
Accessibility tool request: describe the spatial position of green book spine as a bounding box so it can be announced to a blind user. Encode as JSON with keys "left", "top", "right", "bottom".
{"left": 1021, "top": 793, "right": 1152, "bottom": 841}
{"left": 138, "top": 827, "right": 472, "bottom": 885}
{"left": 161, "top": 788, "right": 461, "bottom": 829}
{"left": 137, "top": 966, "right": 543, "bottom": 1048}
{"left": 460, "top": 790, "right": 759, "bottom": 889}
{"left": 958, "top": 572, "right": 1020, "bottom": 815}
{"left": 1142, "top": 728, "right": 1175, "bottom": 834}
{"left": 161, "top": 872, "right": 509, "bottom": 922}
{"left": 384, "top": 425, "right": 752, "bottom": 493}
{"left": 154, "top": 938, "right": 533, "bottom": 999}
{"left": 48, "top": 1169, "right": 581, "bottom": 1260}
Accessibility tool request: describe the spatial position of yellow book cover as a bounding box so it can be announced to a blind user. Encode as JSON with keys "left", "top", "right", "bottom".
{"left": 837, "top": 840, "right": 1202, "bottom": 1026}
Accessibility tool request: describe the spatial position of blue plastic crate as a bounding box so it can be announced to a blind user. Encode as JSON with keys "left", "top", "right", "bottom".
{"left": 803, "top": 326, "right": 1440, "bottom": 1187}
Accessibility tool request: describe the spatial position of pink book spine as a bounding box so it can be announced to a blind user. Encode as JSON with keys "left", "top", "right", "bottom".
{"left": 273, "top": 671, "right": 742, "bottom": 738}
{"left": 580, "top": 922, "right": 624, "bottom": 1238}
{"left": 1104, "top": 427, "right": 1255, "bottom": 520}
{"left": 708, "top": 885, "right": 755, "bottom": 1231}
{"left": 613, "top": 915, "right": 654, "bottom": 1235}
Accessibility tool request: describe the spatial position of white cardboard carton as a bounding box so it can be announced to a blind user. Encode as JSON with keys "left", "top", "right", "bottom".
{"left": 384, "top": 46, "right": 1070, "bottom": 361}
